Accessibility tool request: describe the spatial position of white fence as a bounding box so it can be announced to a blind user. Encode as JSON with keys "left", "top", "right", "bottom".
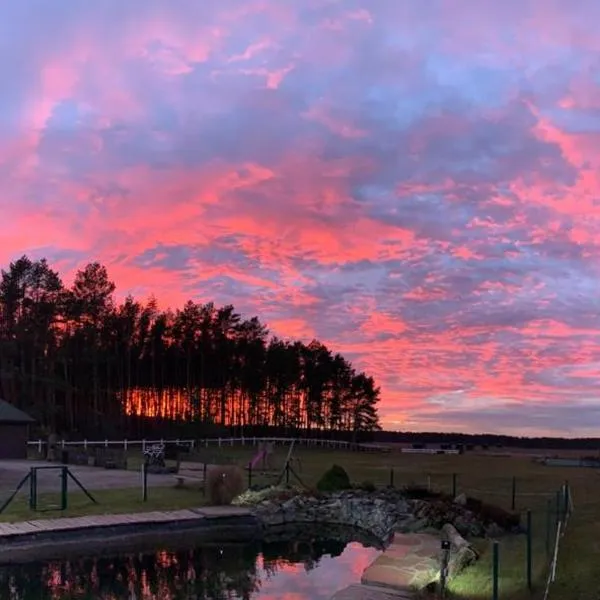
{"left": 27, "top": 437, "right": 354, "bottom": 454}
{"left": 400, "top": 448, "right": 460, "bottom": 455}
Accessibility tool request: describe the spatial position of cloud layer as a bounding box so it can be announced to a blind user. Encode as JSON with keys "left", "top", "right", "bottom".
{"left": 2, "top": 0, "right": 600, "bottom": 436}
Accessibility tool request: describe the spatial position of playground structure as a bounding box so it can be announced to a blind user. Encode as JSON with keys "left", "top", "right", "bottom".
{"left": 245, "top": 439, "right": 305, "bottom": 488}
{"left": 249, "top": 441, "right": 275, "bottom": 471}
{"left": 0, "top": 465, "right": 97, "bottom": 513}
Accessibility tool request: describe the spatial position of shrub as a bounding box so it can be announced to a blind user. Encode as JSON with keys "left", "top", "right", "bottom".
{"left": 206, "top": 465, "right": 245, "bottom": 505}
{"left": 316, "top": 464, "right": 352, "bottom": 492}
{"left": 357, "top": 480, "right": 376, "bottom": 492}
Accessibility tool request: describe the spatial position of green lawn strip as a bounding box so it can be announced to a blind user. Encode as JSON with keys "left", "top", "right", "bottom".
{"left": 0, "top": 486, "right": 206, "bottom": 523}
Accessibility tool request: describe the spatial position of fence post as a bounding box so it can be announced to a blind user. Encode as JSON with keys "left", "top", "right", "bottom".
{"left": 142, "top": 463, "right": 148, "bottom": 502}
{"left": 563, "top": 481, "right": 569, "bottom": 518}
{"left": 511, "top": 476, "right": 516, "bottom": 510}
{"left": 142, "top": 439, "right": 146, "bottom": 452}
{"left": 545, "top": 498, "right": 552, "bottom": 556}
{"left": 124, "top": 439, "right": 128, "bottom": 451}
{"left": 83, "top": 439, "right": 88, "bottom": 451}
{"left": 38, "top": 439, "right": 42, "bottom": 454}
{"left": 526, "top": 509, "right": 532, "bottom": 590}
{"left": 104, "top": 439, "right": 108, "bottom": 448}
{"left": 29, "top": 467, "right": 36, "bottom": 510}
{"left": 61, "top": 439, "right": 66, "bottom": 450}
{"left": 60, "top": 467, "right": 68, "bottom": 510}
{"left": 452, "top": 473, "right": 457, "bottom": 498}
{"left": 555, "top": 490, "right": 561, "bottom": 525}
{"left": 218, "top": 438, "right": 222, "bottom": 448}
{"left": 492, "top": 540, "right": 499, "bottom": 600}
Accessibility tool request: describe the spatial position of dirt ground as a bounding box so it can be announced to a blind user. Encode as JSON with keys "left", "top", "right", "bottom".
{"left": 0, "top": 460, "right": 174, "bottom": 494}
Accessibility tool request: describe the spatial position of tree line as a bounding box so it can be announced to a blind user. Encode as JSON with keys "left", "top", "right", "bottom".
{"left": 0, "top": 256, "right": 380, "bottom": 438}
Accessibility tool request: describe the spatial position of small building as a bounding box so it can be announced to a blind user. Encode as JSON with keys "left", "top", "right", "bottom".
{"left": 0, "top": 399, "right": 34, "bottom": 459}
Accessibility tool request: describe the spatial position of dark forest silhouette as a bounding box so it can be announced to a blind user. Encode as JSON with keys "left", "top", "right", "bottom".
{"left": 0, "top": 256, "right": 380, "bottom": 438}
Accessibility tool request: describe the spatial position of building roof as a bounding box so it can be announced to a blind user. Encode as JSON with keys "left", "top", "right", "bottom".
{"left": 0, "top": 400, "right": 35, "bottom": 423}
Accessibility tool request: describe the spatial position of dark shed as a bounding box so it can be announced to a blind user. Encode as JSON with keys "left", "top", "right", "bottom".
{"left": 0, "top": 399, "right": 34, "bottom": 459}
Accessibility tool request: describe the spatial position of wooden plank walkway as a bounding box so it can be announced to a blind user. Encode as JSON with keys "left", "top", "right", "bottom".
{"left": 0, "top": 506, "right": 251, "bottom": 539}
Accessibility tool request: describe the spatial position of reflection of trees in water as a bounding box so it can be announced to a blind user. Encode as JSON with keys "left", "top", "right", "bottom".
{"left": 262, "top": 538, "right": 347, "bottom": 575}
{"left": 0, "top": 535, "right": 354, "bottom": 599}
{"left": 0, "top": 545, "right": 260, "bottom": 600}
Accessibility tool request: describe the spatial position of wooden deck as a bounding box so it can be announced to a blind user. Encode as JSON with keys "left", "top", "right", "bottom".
{"left": 0, "top": 506, "right": 252, "bottom": 539}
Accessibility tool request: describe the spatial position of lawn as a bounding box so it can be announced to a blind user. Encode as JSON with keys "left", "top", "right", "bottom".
{"left": 19, "top": 443, "right": 600, "bottom": 599}
{"left": 0, "top": 485, "right": 206, "bottom": 522}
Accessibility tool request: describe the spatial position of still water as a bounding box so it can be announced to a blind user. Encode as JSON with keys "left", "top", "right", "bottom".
{"left": 0, "top": 536, "right": 380, "bottom": 600}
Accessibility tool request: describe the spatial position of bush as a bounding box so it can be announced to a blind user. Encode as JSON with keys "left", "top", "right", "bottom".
{"left": 357, "top": 480, "right": 376, "bottom": 492}
{"left": 316, "top": 464, "right": 352, "bottom": 492}
{"left": 206, "top": 465, "right": 245, "bottom": 505}
{"left": 232, "top": 484, "right": 303, "bottom": 506}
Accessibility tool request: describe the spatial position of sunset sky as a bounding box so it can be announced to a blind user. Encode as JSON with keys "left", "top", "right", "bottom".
{"left": 1, "top": 1, "right": 600, "bottom": 437}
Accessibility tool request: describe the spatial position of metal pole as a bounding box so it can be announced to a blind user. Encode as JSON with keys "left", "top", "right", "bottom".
{"left": 29, "top": 467, "right": 36, "bottom": 510}
{"left": 511, "top": 476, "right": 516, "bottom": 511}
{"left": 546, "top": 498, "right": 552, "bottom": 556}
{"left": 492, "top": 540, "right": 499, "bottom": 600}
{"left": 61, "top": 467, "right": 68, "bottom": 510}
{"left": 440, "top": 540, "right": 450, "bottom": 599}
{"left": 526, "top": 509, "right": 532, "bottom": 590}
{"left": 142, "top": 462, "right": 148, "bottom": 502}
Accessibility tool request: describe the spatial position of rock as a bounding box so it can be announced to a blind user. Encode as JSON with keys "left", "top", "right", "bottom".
{"left": 441, "top": 523, "right": 479, "bottom": 579}
{"left": 250, "top": 488, "right": 516, "bottom": 544}
{"left": 454, "top": 493, "right": 467, "bottom": 506}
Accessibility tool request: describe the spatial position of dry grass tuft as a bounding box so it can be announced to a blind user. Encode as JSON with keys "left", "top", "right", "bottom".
{"left": 206, "top": 465, "right": 245, "bottom": 505}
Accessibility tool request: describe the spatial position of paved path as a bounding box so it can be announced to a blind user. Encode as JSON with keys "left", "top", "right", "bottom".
{"left": 331, "top": 584, "right": 414, "bottom": 599}
{"left": 0, "top": 505, "right": 251, "bottom": 538}
{"left": 330, "top": 532, "right": 442, "bottom": 599}
{"left": 361, "top": 532, "right": 440, "bottom": 591}
{"left": 0, "top": 460, "right": 175, "bottom": 492}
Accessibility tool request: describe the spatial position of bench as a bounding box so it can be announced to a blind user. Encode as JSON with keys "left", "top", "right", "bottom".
{"left": 174, "top": 461, "right": 206, "bottom": 490}
{"left": 94, "top": 448, "right": 128, "bottom": 470}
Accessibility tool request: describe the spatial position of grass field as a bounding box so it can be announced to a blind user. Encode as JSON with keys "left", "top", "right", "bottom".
{"left": 19, "top": 443, "right": 600, "bottom": 599}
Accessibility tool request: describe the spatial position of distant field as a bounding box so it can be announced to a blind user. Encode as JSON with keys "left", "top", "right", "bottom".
{"left": 24, "top": 442, "right": 600, "bottom": 599}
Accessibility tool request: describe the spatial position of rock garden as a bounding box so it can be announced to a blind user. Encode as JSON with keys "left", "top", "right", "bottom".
{"left": 232, "top": 464, "right": 524, "bottom": 596}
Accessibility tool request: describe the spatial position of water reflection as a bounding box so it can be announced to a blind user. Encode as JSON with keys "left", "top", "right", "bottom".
{"left": 0, "top": 536, "right": 380, "bottom": 600}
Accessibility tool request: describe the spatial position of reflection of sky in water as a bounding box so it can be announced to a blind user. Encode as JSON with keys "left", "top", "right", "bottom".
{"left": 253, "top": 543, "right": 380, "bottom": 600}
{"left": 0, "top": 541, "right": 381, "bottom": 600}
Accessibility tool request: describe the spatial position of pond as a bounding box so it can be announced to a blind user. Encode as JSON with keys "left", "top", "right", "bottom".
{"left": 0, "top": 531, "right": 381, "bottom": 599}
